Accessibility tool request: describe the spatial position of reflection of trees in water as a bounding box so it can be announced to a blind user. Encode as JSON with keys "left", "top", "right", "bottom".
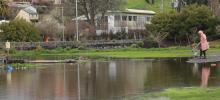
{"left": 192, "top": 63, "right": 220, "bottom": 88}
{"left": 7, "top": 60, "right": 220, "bottom": 99}
{"left": 35, "top": 64, "right": 68, "bottom": 99}
{"left": 77, "top": 60, "right": 149, "bottom": 99}
{"left": 144, "top": 60, "right": 170, "bottom": 89}
{"left": 144, "top": 58, "right": 196, "bottom": 89}
{"left": 116, "top": 60, "right": 148, "bottom": 94}
{"left": 3, "top": 63, "right": 75, "bottom": 100}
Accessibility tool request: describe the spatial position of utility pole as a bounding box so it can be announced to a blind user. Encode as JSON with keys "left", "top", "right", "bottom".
{"left": 58, "top": 0, "right": 65, "bottom": 41}
{"left": 62, "top": 6, "right": 65, "bottom": 41}
{"left": 161, "top": 0, "right": 164, "bottom": 12}
{"left": 76, "top": 0, "right": 79, "bottom": 41}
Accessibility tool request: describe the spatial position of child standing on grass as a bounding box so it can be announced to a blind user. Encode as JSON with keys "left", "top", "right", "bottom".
{"left": 198, "top": 30, "right": 209, "bottom": 59}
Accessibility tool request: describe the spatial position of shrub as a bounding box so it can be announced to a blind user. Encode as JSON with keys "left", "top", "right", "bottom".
{"left": 0, "top": 19, "right": 41, "bottom": 42}
{"left": 35, "top": 44, "right": 43, "bottom": 52}
{"left": 78, "top": 46, "right": 87, "bottom": 50}
{"left": 137, "top": 41, "right": 144, "bottom": 48}
{"left": 130, "top": 44, "right": 139, "bottom": 48}
{"left": 65, "top": 47, "right": 72, "bottom": 51}
{"left": 143, "top": 37, "right": 158, "bottom": 48}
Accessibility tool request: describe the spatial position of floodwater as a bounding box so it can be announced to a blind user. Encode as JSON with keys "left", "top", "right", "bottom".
{"left": 0, "top": 58, "right": 220, "bottom": 100}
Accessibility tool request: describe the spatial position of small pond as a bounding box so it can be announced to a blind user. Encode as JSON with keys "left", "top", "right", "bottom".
{"left": 0, "top": 58, "right": 219, "bottom": 100}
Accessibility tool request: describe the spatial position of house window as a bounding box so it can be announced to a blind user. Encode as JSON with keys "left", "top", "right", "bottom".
{"left": 115, "top": 15, "right": 121, "bottom": 21}
{"left": 133, "top": 16, "right": 137, "bottom": 21}
{"left": 122, "top": 16, "right": 127, "bottom": 21}
{"left": 121, "top": 27, "right": 127, "bottom": 32}
{"left": 146, "top": 16, "right": 150, "bottom": 21}
{"left": 128, "top": 16, "right": 132, "bottom": 21}
{"left": 104, "top": 16, "right": 108, "bottom": 22}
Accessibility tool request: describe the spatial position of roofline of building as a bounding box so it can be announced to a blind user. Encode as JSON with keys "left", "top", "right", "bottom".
{"left": 73, "top": 9, "right": 156, "bottom": 20}
{"left": 107, "top": 9, "right": 156, "bottom": 15}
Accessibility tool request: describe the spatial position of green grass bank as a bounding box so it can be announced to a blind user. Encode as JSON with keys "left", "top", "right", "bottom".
{"left": 6, "top": 47, "right": 220, "bottom": 59}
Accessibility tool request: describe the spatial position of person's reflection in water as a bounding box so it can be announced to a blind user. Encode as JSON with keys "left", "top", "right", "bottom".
{"left": 6, "top": 72, "right": 12, "bottom": 85}
{"left": 192, "top": 63, "right": 199, "bottom": 76}
{"left": 201, "top": 65, "right": 210, "bottom": 88}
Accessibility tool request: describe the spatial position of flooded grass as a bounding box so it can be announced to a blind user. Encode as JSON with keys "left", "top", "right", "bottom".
{"left": 134, "top": 87, "right": 220, "bottom": 100}
{"left": 11, "top": 63, "right": 45, "bottom": 69}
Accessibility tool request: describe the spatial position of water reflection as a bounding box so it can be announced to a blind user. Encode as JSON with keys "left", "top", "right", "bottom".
{"left": 108, "top": 62, "right": 116, "bottom": 80}
{"left": 192, "top": 63, "right": 199, "bottom": 76}
{"left": 1, "top": 59, "right": 220, "bottom": 99}
{"left": 6, "top": 72, "right": 11, "bottom": 85}
{"left": 192, "top": 63, "right": 216, "bottom": 88}
{"left": 201, "top": 65, "right": 210, "bottom": 87}
{"left": 77, "top": 64, "right": 80, "bottom": 100}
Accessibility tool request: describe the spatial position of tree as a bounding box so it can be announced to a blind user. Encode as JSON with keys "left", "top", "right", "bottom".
{"left": 146, "top": 4, "right": 219, "bottom": 44}
{"left": 66, "top": 0, "right": 122, "bottom": 27}
{"left": 36, "top": 15, "right": 63, "bottom": 41}
{"left": 0, "top": 19, "right": 41, "bottom": 42}
{"left": 65, "top": 20, "right": 96, "bottom": 41}
{"left": 150, "top": 32, "right": 169, "bottom": 48}
{"left": 0, "top": 0, "right": 10, "bottom": 19}
{"left": 180, "top": 4, "right": 218, "bottom": 42}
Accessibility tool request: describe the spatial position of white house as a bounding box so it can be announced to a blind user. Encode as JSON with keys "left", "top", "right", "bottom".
{"left": 96, "top": 9, "right": 156, "bottom": 35}
{"left": 73, "top": 9, "right": 155, "bottom": 35}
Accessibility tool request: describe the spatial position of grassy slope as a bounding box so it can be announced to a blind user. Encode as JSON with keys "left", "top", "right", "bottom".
{"left": 122, "top": 0, "right": 173, "bottom": 12}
